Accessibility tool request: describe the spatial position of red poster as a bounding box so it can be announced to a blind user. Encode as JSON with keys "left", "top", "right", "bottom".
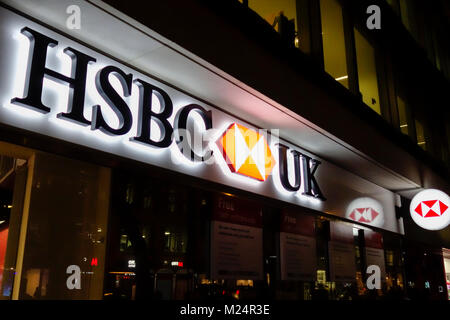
{"left": 280, "top": 210, "right": 315, "bottom": 237}
{"left": 364, "top": 230, "right": 383, "bottom": 249}
{"left": 0, "top": 227, "right": 8, "bottom": 288}
{"left": 330, "top": 221, "right": 354, "bottom": 244}
{"left": 213, "top": 194, "right": 263, "bottom": 227}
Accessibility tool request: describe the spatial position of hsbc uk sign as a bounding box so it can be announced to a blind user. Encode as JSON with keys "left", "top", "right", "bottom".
{"left": 8, "top": 26, "right": 325, "bottom": 200}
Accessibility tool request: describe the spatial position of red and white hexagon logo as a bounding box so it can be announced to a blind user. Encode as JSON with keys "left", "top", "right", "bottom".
{"left": 410, "top": 189, "right": 450, "bottom": 230}
{"left": 345, "top": 197, "right": 384, "bottom": 228}
{"left": 217, "top": 123, "right": 275, "bottom": 181}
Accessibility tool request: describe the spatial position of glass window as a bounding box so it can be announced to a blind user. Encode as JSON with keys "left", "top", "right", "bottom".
{"left": 104, "top": 172, "right": 215, "bottom": 300}
{"left": 396, "top": 95, "right": 412, "bottom": 136}
{"left": 386, "top": 0, "right": 399, "bottom": 13}
{"left": 17, "top": 152, "right": 110, "bottom": 300}
{"left": 320, "top": 0, "right": 349, "bottom": 88}
{"left": 248, "top": 0, "right": 298, "bottom": 47}
{"left": 354, "top": 29, "right": 381, "bottom": 115}
{"left": 399, "top": 0, "right": 412, "bottom": 32}
{"left": 0, "top": 150, "right": 28, "bottom": 300}
{"left": 415, "top": 119, "right": 427, "bottom": 150}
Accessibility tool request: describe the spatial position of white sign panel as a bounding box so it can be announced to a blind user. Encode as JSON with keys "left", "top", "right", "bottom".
{"left": 328, "top": 241, "right": 356, "bottom": 282}
{"left": 410, "top": 189, "right": 450, "bottom": 231}
{"left": 346, "top": 197, "right": 384, "bottom": 228}
{"left": 328, "top": 222, "right": 356, "bottom": 282}
{"left": 279, "top": 232, "right": 316, "bottom": 281}
{"left": 210, "top": 220, "right": 263, "bottom": 280}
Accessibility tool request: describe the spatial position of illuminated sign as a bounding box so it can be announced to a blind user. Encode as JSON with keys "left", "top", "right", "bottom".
{"left": 0, "top": 9, "right": 405, "bottom": 234}
{"left": 345, "top": 197, "right": 384, "bottom": 228}
{"left": 11, "top": 27, "right": 212, "bottom": 161}
{"left": 9, "top": 26, "right": 325, "bottom": 200}
{"left": 410, "top": 189, "right": 450, "bottom": 230}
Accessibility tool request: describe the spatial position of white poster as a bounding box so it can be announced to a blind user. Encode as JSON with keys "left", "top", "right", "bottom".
{"left": 365, "top": 247, "right": 386, "bottom": 280}
{"left": 364, "top": 231, "right": 386, "bottom": 280}
{"left": 328, "top": 241, "right": 356, "bottom": 282}
{"left": 210, "top": 220, "right": 263, "bottom": 280}
{"left": 280, "top": 232, "right": 316, "bottom": 281}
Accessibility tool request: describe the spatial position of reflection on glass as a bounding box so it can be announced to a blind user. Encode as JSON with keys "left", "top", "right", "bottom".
{"left": 0, "top": 152, "right": 28, "bottom": 300}
{"left": 397, "top": 96, "right": 410, "bottom": 135}
{"left": 18, "top": 153, "right": 110, "bottom": 300}
{"left": 399, "top": 0, "right": 412, "bottom": 32}
{"left": 415, "top": 120, "right": 427, "bottom": 150}
{"left": 354, "top": 29, "right": 381, "bottom": 114}
{"left": 320, "top": 0, "right": 349, "bottom": 88}
{"left": 104, "top": 173, "right": 213, "bottom": 300}
{"left": 249, "top": 0, "right": 297, "bottom": 46}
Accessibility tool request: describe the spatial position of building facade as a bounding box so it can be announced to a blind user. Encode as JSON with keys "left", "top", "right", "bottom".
{"left": 0, "top": 0, "right": 449, "bottom": 300}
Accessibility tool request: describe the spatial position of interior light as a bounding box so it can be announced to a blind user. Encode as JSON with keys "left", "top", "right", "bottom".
{"left": 164, "top": 231, "right": 171, "bottom": 235}
{"left": 335, "top": 75, "right": 348, "bottom": 81}
{"left": 0, "top": 220, "right": 5, "bottom": 225}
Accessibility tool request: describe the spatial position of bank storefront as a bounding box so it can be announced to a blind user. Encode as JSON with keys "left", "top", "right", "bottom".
{"left": 0, "top": 2, "right": 442, "bottom": 300}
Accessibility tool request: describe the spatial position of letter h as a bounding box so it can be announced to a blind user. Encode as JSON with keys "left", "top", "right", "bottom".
{"left": 11, "top": 27, "right": 95, "bottom": 125}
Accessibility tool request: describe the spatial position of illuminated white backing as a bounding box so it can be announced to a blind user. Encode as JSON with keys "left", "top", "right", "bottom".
{"left": 409, "top": 189, "right": 450, "bottom": 231}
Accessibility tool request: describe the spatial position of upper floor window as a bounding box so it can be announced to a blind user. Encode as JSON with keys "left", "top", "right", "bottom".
{"left": 247, "top": 0, "right": 298, "bottom": 47}
{"left": 396, "top": 95, "right": 412, "bottom": 136}
{"left": 414, "top": 119, "right": 427, "bottom": 151}
{"left": 354, "top": 29, "right": 381, "bottom": 115}
{"left": 320, "top": 0, "right": 349, "bottom": 88}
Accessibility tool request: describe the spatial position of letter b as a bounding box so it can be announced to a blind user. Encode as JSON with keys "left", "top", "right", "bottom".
{"left": 131, "top": 79, "right": 173, "bottom": 148}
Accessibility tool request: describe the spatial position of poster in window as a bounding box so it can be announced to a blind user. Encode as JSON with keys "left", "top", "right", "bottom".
{"left": 210, "top": 195, "right": 263, "bottom": 280}
{"left": 279, "top": 211, "right": 316, "bottom": 281}
{"left": 364, "top": 230, "right": 386, "bottom": 280}
{"left": 328, "top": 221, "right": 356, "bottom": 282}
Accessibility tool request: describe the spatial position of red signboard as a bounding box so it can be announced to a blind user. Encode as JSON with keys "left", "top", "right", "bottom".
{"left": 280, "top": 210, "right": 315, "bottom": 237}
{"left": 329, "top": 221, "right": 354, "bottom": 244}
{"left": 213, "top": 194, "right": 263, "bottom": 228}
{"left": 364, "top": 230, "right": 383, "bottom": 249}
{"left": 0, "top": 227, "right": 8, "bottom": 288}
